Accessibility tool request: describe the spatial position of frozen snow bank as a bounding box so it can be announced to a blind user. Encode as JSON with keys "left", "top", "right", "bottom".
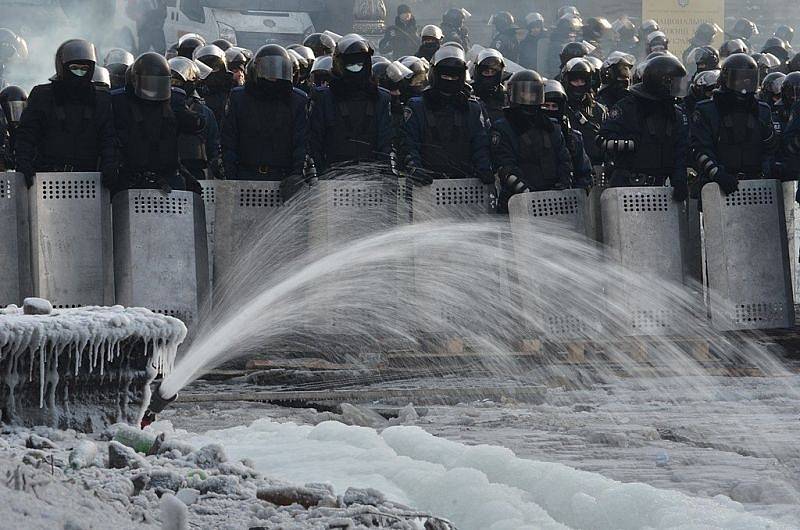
{"left": 185, "top": 419, "right": 790, "bottom": 530}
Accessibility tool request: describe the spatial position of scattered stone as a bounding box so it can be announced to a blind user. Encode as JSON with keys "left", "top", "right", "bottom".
{"left": 108, "top": 441, "right": 149, "bottom": 469}
{"left": 175, "top": 488, "right": 200, "bottom": 506}
{"left": 160, "top": 493, "right": 189, "bottom": 530}
{"left": 131, "top": 473, "right": 150, "bottom": 496}
{"left": 257, "top": 485, "right": 338, "bottom": 508}
{"left": 339, "top": 403, "right": 390, "bottom": 429}
{"left": 189, "top": 444, "right": 227, "bottom": 469}
{"left": 104, "top": 475, "right": 135, "bottom": 498}
{"left": 199, "top": 475, "right": 240, "bottom": 495}
{"left": 218, "top": 461, "right": 259, "bottom": 479}
{"left": 69, "top": 440, "right": 97, "bottom": 469}
{"left": 343, "top": 487, "right": 386, "bottom": 507}
{"left": 26, "top": 434, "right": 57, "bottom": 450}
{"left": 149, "top": 469, "right": 185, "bottom": 493}
{"left": 157, "top": 439, "right": 196, "bottom": 457}
{"left": 23, "top": 297, "right": 52, "bottom": 315}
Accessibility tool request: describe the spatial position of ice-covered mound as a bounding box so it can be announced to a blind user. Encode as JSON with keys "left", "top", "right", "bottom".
{"left": 0, "top": 303, "right": 186, "bottom": 430}
{"left": 184, "top": 419, "right": 792, "bottom": 530}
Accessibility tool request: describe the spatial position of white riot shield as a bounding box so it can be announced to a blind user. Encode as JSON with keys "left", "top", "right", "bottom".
{"left": 0, "top": 173, "right": 32, "bottom": 306}
{"left": 602, "top": 187, "right": 688, "bottom": 335}
{"left": 702, "top": 180, "right": 794, "bottom": 330}
{"left": 508, "top": 189, "right": 596, "bottom": 339}
{"left": 411, "top": 178, "right": 497, "bottom": 333}
{"left": 782, "top": 181, "right": 798, "bottom": 298}
{"left": 198, "top": 180, "right": 218, "bottom": 285}
{"left": 29, "top": 173, "right": 114, "bottom": 307}
{"left": 113, "top": 190, "right": 210, "bottom": 327}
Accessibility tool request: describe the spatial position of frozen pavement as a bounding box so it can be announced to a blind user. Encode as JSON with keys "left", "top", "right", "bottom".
{"left": 161, "top": 372, "right": 800, "bottom": 528}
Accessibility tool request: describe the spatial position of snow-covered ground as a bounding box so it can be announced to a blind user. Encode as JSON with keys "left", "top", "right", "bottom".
{"left": 159, "top": 372, "right": 800, "bottom": 529}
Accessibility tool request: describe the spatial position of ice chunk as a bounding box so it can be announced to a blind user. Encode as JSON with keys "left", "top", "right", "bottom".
{"left": 160, "top": 493, "right": 189, "bottom": 530}
{"left": 22, "top": 297, "right": 52, "bottom": 315}
{"left": 69, "top": 440, "right": 98, "bottom": 469}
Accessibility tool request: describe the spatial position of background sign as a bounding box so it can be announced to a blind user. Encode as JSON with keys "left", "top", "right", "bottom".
{"left": 642, "top": 0, "right": 725, "bottom": 60}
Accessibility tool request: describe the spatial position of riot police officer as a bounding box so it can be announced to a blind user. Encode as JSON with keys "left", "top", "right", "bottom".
{"left": 687, "top": 46, "right": 721, "bottom": 79}
{"left": 440, "top": 8, "right": 470, "bottom": 49}
{"left": 720, "top": 39, "right": 748, "bottom": 59}
{"left": 195, "top": 44, "right": 233, "bottom": 124}
{"left": 489, "top": 12, "right": 520, "bottom": 63}
{"left": 547, "top": 15, "right": 582, "bottom": 77}
{"left": 691, "top": 53, "right": 777, "bottom": 194}
{"left": 541, "top": 79, "right": 592, "bottom": 188}
{"left": 111, "top": 52, "right": 205, "bottom": 194}
{"left": 404, "top": 46, "right": 491, "bottom": 184}
{"left": 177, "top": 34, "right": 205, "bottom": 60}
{"left": 761, "top": 38, "right": 791, "bottom": 71}
{"left": 582, "top": 17, "right": 613, "bottom": 58}
{"left": 222, "top": 45, "right": 308, "bottom": 200}
{"left": 780, "top": 73, "right": 800, "bottom": 180}
{"left": 226, "top": 47, "right": 253, "bottom": 87}
{"left": 287, "top": 45, "right": 315, "bottom": 94}
{"left": 373, "top": 60, "right": 414, "bottom": 166}
{"left": 0, "top": 85, "right": 26, "bottom": 170}
{"left": 471, "top": 49, "right": 506, "bottom": 124}
{"left": 598, "top": 55, "right": 689, "bottom": 201}
{"left": 638, "top": 19, "right": 659, "bottom": 58}
{"left": 491, "top": 70, "right": 572, "bottom": 212}
{"left": 309, "top": 55, "right": 333, "bottom": 89}
{"left": 417, "top": 25, "right": 444, "bottom": 62}
{"left": 104, "top": 48, "right": 134, "bottom": 90}
{"left": 761, "top": 72, "right": 786, "bottom": 111}
{"left": 556, "top": 41, "right": 592, "bottom": 80}
{"left": 169, "top": 56, "right": 221, "bottom": 181}
{"left": 0, "top": 29, "right": 27, "bottom": 88}
{"left": 563, "top": 58, "right": 607, "bottom": 165}
{"left": 684, "top": 69, "right": 720, "bottom": 116}
{"left": 645, "top": 31, "right": 669, "bottom": 55}
{"left": 612, "top": 17, "right": 639, "bottom": 57}
{"left": 519, "top": 13, "right": 547, "bottom": 71}
{"left": 729, "top": 18, "right": 759, "bottom": 49}
{"left": 303, "top": 33, "right": 336, "bottom": 58}
{"left": 775, "top": 26, "right": 795, "bottom": 49}
{"left": 682, "top": 23, "right": 722, "bottom": 64}
{"left": 309, "top": 34, "right": 392, "bottom": 173}
{"left": 597, "top": 51, "right": 635, "bottom": 109}
{"left": 380, "top": 4, "right": 419, "bottom": 59}
{"left": 400, "top": 56, "right": 429, "bottom": 102}
{"left": 14, "top": 39, "right": 117, "bottom": 187}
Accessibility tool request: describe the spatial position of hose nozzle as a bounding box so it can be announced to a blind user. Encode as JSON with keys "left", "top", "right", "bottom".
{"left": 140, "top": 383, "right": 178, "bottom": 429}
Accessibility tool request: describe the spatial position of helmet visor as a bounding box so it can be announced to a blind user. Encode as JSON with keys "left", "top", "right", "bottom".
{"left": 510, "top": 80, "right": 544, "bottom": 105}
{"left": 254, "top": 56, "right": 293, "bottom": 81}
{"left": 726, "top": 67, "right": 759, "bottom": 94}
{"left": 136, "top": 75, "right": 171, "bottom": 101}
{"left": 4, "top": 100, "right": 26, "bottom": 123}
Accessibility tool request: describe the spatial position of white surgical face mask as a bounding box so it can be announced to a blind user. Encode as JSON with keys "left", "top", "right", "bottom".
{"left": 345, "top": 63, "right": 364, "bottom": 73}
{"left": 69, "top": 65, "right": 90, "bottom": 77}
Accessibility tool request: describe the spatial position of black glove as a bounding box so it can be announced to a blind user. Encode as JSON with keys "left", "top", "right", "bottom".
{"left": 280, "top": 173, "right": 306, "bottom": 202}
{"left": 716, "top": 171, "right": 739, "bottom": 196}
{"left": 478, "top": 170, "right": 495, "bottom": 186}
{"left": 210, "top": 158, "right": 226, "bottom": 180}
{"left": 184, "top": 174, "right": 203, "bottom": 195}
{"left": 672, "top": 180, "right": 689, "bottom": 202}
{"left": 23, "top": 172, "right": 34, "bottom": 188}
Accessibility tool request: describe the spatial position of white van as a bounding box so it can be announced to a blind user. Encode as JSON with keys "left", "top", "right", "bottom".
{"left": 161, "top": 0, "right": 317, "bottom": 49}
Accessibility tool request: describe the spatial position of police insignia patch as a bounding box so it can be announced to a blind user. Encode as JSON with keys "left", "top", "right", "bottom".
{"left": 491, "top": 131, "right": 501, "bottom": 146}
{"left": 608, "top": 107, "right": 620, "bottom": 119}
{"left": 404, "top": 107, "right": 413, "bottom": 122}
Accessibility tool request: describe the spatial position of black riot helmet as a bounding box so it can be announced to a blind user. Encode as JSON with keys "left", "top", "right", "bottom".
{"left": 129, "top": 52, "right": 171, "bottom": 102}
{"left": 212, "top": 39, "right": 233, "bottom": 51}
{"left": 646, "top": 31, "right": 669, "bottom": 54}
{"left": 303, "top": 33, "right": 336, "bottom": 57}
{"left": 104, "top": 48, "right": 134, "bottom": 68}
{"left": 0, "top": 28, "right": 26, "bottom": 63}
{"left": 474, "top": 48, "right": 505, "bottom": 84}
{"left": 760, "top": 71, "right": 785, "bottom": 102}
{"left": 720, "top": 53, "right": 759, "bottom": 95}
{"left": 542, "top": 79, "right": 567, "bottom": 117}
{"left": 225, "top": 46, "right": 252, "bottom": 72}
{"left": 691, "top": 69, "right": 720, "bottom": 100}
{"left": 562, "top": 57, "right": 594, "bottom": 102}
{"left": 525, "top": 13, "right": 545, "bottom": 33}
{"left": 400, "top": 55, "right": 430, "bottom": 95}
{"left": 54, "top": 39, "right": 97, "bottom": 81}
{"left": 194, "top": 44, "right": 227, "bottom": 72}
{"left": 583, "top": 17, "right": 612, "bottom": 42}
{"left": 555, "top": 14, "right": 582, "bottom": 38}
{"left": 177, "top": 35, "right": 205, "bottom": 59}
{"left": 247, "top": 44, "right": 293, "bottom": 84}
{"left": 638, "top": 55, "right": 687, "bottom": 99}
{"left": 430, "top": 45, "right": 467, "bottom": 95}
{"left": 585, "top": 56, "right": 603, "bottom": 90}
{"left": 332, "top": 34, "right": 374, "bottom": 79}
{"left": 442, "top": 8, "right": 469, "bottom": 28}
{"left": 92, "top": 65, "right": 111, "bottom": 88}
{"left": 720, "top": 39, "right": 748, "bottom": 59}
{"left": 166, "top": 42, "right": 178, "bottom": 60}
{"left": 168, "top": 56, "right": 201, "bottom": 94}
{"left": 601, "top": 51, "right": 635, "bottom": 88}
{"left": 288, "top": 44, "right": 315, "bottom": 79}
{"left": 559, "top": 41, "right": 591, "bottom": 68}
{"left": 640, "top": 19, "right": 659, "bottom": 39}
{"left": 781, "top": 71, "right": 800, "bottom": 107}
{"left": 490, "top": 12, "right": 517, "bottom": 34}
{"left": 507, "top": 69, "right": 545, "bottom": 111}
{"left": 557, "top": 6, "right": 580, "bottom": 19}
{"left": 731, "top": 18, "right": 758, "bottom": 41}
{"left": 762, "top": 37, "right": 790, "bottom": 66}
{"left": 689, "top": 46, "right": 720, "bottom": 73}
{"left": 775, "top": 25, "right": 795, "bottom": 45}
{"left": 374, "top": 60, "right": 413, "bottom": 92}
{"left": 309, "top": 55, "right": 333, "bottom": 87}
{"left": 612, "top": 17, "right": 637, "bottom": 41}
{"left": 752, "top": 52, "right": 781, "bottom": 80}
{"left": 694, "top": 22, "right": 722, "bottom": 45}
{"left": 0, "top": 85, "right": 28, "bottom": 125}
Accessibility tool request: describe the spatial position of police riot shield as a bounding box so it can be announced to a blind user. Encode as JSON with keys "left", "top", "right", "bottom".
{"left": 213, "top": 180, "right": 304, "bottom": 286}
{"left": 199, "top": 180, "right": 218, "bottom": 285}
{"left": 113, "top": 190, "right": 209, "bottom": 327}
{"left": 0, "top": 173, "right": 32, "bottom": 306}
{"left": 586, "top": 166, "right": 605, "bottom": 242}
{"left": 411, "top": 178, "right": 497, "bottom": 334}
{"left": 684, "top": 198, "right": 704, "bottom": 287}
{"left": 29, "top": 173, "right": 114, "bottom": 307}
{"left": 602, "top": 186, "right": 688, "bottom": 335}
{"left": 782, "top": 181, "right": 798, "bottom": 298}
{"left": 508, "top": 189, "right": 596, "bottom": 339}
{"left": 702, "top": 180, "right": 794, "bottom": 330}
